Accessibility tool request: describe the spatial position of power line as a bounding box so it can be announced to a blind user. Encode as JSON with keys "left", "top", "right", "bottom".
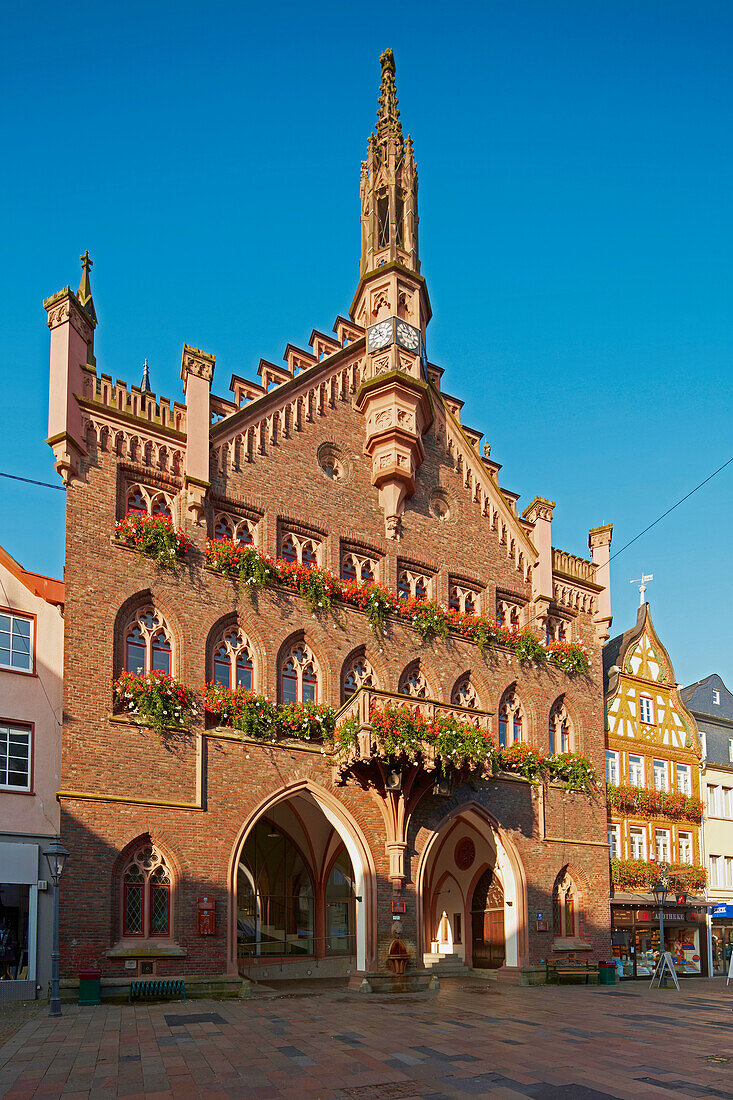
{"left": 609, "top": 455, "right": 733, "bottom": 564}
{"left": 0, "top": 471, "right": 65, "bottom": 492}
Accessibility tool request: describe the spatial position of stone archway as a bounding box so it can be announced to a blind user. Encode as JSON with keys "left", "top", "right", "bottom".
{"left": 415, "top": 802, "right": 528, "bottom": 972}
{"left": 227, "top": 782, "right": 377, "bottom": 976}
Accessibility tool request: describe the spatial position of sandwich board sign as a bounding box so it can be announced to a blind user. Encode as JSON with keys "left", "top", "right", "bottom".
{"left": 649, "top": 951, "right": 680, "bottom": 991}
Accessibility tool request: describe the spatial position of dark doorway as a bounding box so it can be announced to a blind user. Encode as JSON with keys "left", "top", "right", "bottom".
{"left": 471, "top": 867, "right": 505, "bottom": 969}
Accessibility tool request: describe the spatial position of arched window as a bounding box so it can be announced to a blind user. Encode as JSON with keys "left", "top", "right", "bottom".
{"left": 496, "top": 600, "right": 521, "bottom": 630}
{"left": 280, "top": 532, "right": 320, "bottom": 568}
{"left": 280, "top": 641, "right": 319, "bottom": 704}
{"left": 122, "top": 843, "right": 172, "bottom": 938}
{"left": 326, "top": 849, "right": 355, "bottom": 955}
{"left": 343, "top": 653, "right": 375, "bottom": 701}
{"left": 452, "top": 676, "right": 478, "bottom": 710}
{"left": 549, "top": 699, "right": 573, "bottom": 754}
{"left": 397, "top": 567, "right": 431, "bottom": 601}
{"left": 399, "top": 664, "right": 430, "bottom": 699}
{"left": 552, "top": 868, "right": 580, "bottom": 941}
{"left": 125, "top": 484, "right": 173, "bottom": 518}
{"left": 214, "top": 513, "right": 255, "bottom": 546}
{"left": 124, "top": 608, "right": 172, "bottom": 675}
{"left": 341, "top": 551, "right": 377, "bottom": 585}
{"left": 449, "top": 584, "right": 479, "bottom": 615}
{"left": 545, "top": 616, "right": 569, "bottom": 645}
{"left": 212, "top": 627, "right": 255, "bottom": 690}
{"left": 498, "top": 687, "right": 523, "bottom": 748}
{"left": 236, "top": 818, "right": 316, "bottom": 957}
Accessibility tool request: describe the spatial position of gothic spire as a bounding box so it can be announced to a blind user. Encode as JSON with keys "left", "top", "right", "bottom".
{"left": 376, "top": 48, "right": 402, "bottom": 145}
{"left": 140, "top": 358, "right": 151, "bottom": 394}
{"left": 77, "top": 250, "right": 97, "bottom": 323}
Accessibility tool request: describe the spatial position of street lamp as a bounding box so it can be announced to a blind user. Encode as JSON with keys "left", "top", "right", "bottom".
{"left": 651, "top": 876, "right": 670, "bottom": 984}
{"left": 43, "top": 838, "right": 69, "bottom": 1017}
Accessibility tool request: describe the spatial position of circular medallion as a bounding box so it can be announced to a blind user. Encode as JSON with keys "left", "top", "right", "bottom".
{"left": 455, "top": 837, "right": 475, "bottom": 871}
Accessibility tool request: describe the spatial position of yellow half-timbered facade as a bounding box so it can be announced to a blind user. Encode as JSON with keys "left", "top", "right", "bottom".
{"left": 603, "top": 602, "right": 708, "bottom": 979}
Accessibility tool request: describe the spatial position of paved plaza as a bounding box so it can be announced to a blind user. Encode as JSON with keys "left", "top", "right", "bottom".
{"left": 1, "top": 977, "right": 732, "bottom": 1099}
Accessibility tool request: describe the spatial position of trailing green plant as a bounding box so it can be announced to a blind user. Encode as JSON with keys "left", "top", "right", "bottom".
{"left": 496, "top": 741, "right": 548, "bottom": 782}
{"left": 113, "top": 670, "right": 196, "bottom": 735}
{"left": 610, "top": 858, "right": 706, "bottom": 892}
{"left": 606, "top": 784, "right": 703, "bottom": 822}
{"left": 116, "top": 512, "right": 190, "bottom": 567}
{"left": 204, "top": 537, "right": 593, "bottom": 674}
{"left": 203, "top": 683, "right": 334, "bottom": 743}
{"left": 547, "top": 751, "right": 598, "bottom": 791}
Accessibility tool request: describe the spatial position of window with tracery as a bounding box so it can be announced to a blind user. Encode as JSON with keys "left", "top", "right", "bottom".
{"left": 452, "top": 677, "right": 479, "bottom": 710}
{"left": 449, "top": 583, "right": 479, "bottom": 615}
{"left": 341, "top": 551, "right": 378, "bottom": 585}
{"left": 124, "top": 607, "right": 172, "bottom": 675}
{"left": 496, "top": 599, "right": 521, "bottom": 630}
{"left": 280, "top": 641, "right": 319, "bottom": 704}
{"left": 122, "top": 843, "right": 172, "bottom": 938}
{"left": 125, "top": 484, "right": 173, "bottom": 519}
{"left": 498, "top": 688, "right": 523, "bottom": 748}
{"left": 548, "top": 699, "right": 573, "bottom": 754}
{"left": 212, "top": 627, "right": 254, "bottom": 690}
{"left": 280, "top": 532, "right": 321, "bottom": 568}
{"left": 397, "top": 565, "right": 432, "bottom": 601}
{"left": 213, "top": 511, "right": 255, "bottom": 546}
{"left": 545, "top": 616, "right": 568, "bottom": 645}
{"left": 343, "top": 654, "right": 375, "bottom": 701}
{"left": 552, "top": 868, "right": 580, "bottom": 940}
{"left": 398, "top": 664, "right": 430, "bottom": 699}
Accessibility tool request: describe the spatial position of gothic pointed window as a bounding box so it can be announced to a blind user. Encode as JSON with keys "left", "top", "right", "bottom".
{"left": 214, "top": 512, "right": 255, "bottom": 546}
{"left": 377, "top": 193, "right": 389, "bottom": 248}
{"left": 280, "top": 531, "right": 321, "bottom": 568}
{"left": 395, "top": 191, "right": 404, "bottom": 248}
{"left": 498, "top": 687, "right": 524, "bottom": 748}
{"left": 343, "top": 654, "right": 375, "bottom": 701}
{"left": 452, "top": 677, "right": 479, "bottom": 710}
{"left": 124, "top": 607, "right": 172, "bottom": 676}
{"left": 212, "top": 627, "right": 255, "bottom": 691}
{"left": 399, "top": 663, "right": 430, "bottom": 699}
{"left": 549, "top": 699, "right": 573, "bottom": 754}
{"left": 552, "top": 868, "right": 580, "bottom": 941}
{"left": 125, "top": 483, "right": 173, "bottom": 520}
{"left": 280, "top": 641, "right": 319, "bottom": 705}
{"left": 122, "top": 843, "right": 172, "bottom": 938}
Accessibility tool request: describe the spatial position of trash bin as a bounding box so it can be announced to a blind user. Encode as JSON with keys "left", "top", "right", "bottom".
{"left": 598, "top": 961, "right": 616, "bottom": 985}
{"left": 78, "top": 967, "right": 101, "bottom": 1005}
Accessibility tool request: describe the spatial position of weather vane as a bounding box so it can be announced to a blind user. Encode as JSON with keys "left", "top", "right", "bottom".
{"left": 631, "top": 573, "right": 653, "bottom": 606}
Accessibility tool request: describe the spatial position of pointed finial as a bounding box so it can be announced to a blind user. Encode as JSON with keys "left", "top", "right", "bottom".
{"left": 377, "top": 47, "right": 402, "bottom": 142}
{"left": 140, "top": 358, "right": 151, "bottom": 394}
{"left": 77, "top": 250, "right": 97, "bottom": 322}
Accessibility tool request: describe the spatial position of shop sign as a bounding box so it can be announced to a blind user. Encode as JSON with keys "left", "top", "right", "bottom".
{"left": 712, "top": 903, "right": 733, "bottom": 919}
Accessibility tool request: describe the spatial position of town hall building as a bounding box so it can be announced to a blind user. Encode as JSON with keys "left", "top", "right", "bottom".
{"left": 45, "top": 50, "right": 614, "bottom": 992}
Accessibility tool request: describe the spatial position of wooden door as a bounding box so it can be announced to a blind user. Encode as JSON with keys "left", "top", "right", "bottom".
{"left": 471, "top": 867, "right": 505, "bottom": 969}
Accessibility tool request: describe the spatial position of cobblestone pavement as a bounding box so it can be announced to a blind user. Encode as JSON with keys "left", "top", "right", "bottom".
{"left": 1, "top": 977, "right": 732, "bottom": 1099}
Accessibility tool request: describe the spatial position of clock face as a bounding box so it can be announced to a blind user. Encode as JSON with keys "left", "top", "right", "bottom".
{"left": 368, "top": 320, "right": 393, "bottom": 352}
{"left": 395, "top": 321, "right": 420, "bottom": 351}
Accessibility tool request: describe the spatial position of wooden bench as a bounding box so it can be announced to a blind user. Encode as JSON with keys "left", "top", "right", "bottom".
{"left": 546, "top": 960, "right": 598, "bottom": 985}
{"left": 128, "top": 978, "right": 186, "bottom": 1003}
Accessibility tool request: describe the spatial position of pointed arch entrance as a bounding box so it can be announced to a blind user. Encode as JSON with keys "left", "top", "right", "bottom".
{"left": 415, "top": 802, "right": 527, "bottom": 971}
{"left": 227, "top": 783, "right": 376, "bottom": 976}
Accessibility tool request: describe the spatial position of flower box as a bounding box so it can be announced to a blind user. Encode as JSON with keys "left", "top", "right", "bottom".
{"left": 115, "top": 512, "right": 190, "bottom": 566}
{"left": 113, "top": 670, "right": 196, "bottom": 735}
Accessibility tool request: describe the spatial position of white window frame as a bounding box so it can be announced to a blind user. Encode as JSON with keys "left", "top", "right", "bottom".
{"left": 628, "top": 754, "right": 645, "bottom": 788}
{"left": 654, "top": 828, "right": 671, "bottom": 863}
{"left": 639, "top": 694, "right": 655, "bottom": 725}
{"left": 629, "top": 827, "right": 647, "bottom": 861}
{"left": 710, "top": 855, "right": 721, "bottom": 888}
{"left": 0, "top": 723, "right": 32, "bottom": 791}
{"left": 729, "top": 738, "right": 733, "bottom": 764}
{"left": 676, "top": 763, "right": 691, "bottom": 796}
{"left": 653, "top": 759, "right": 669, "bottom": 793}
{"left": 726, "top": 857, "right": 733, "bottom": 889}
{"left": 605, "top": 750, "right": 619, "bottom": 786}
{"left": 678, "top": 832, "right": 692, "bottom": 865}
{"left": 713, "top": 689, "right": 721, "bottom": 705}
{"left": 0, "top": 611, "right": 34, "bottom": 674}
{"left": 607, "top": 824, "right": 621, "bottom": 860}
{"left": 708, "top": 784, "right": 722, "bottom": 818}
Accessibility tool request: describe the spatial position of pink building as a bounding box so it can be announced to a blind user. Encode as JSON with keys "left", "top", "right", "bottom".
{"left": 0, "top": 545, "right": 64, "bottom": 999}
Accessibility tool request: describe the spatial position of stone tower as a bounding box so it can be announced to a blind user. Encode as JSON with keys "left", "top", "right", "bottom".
{"left": 352, "top": 49, "right": 433, "bottom": 539}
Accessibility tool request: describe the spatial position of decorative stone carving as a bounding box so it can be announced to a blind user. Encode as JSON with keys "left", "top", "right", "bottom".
{"left": 181, "top": 344, "right": 215, "bottom": 384}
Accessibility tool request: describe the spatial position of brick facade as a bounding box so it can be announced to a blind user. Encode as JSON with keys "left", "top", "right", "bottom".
{"left": 48, "top": 50, "right": 612, "bottom": 985}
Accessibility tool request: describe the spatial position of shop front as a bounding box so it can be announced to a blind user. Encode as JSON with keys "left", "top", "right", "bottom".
{"left": 611, "top": 901, "right": 708, "bottom": 980}
{"left": 710, "top": 903, "right": 733, "bottom": 976}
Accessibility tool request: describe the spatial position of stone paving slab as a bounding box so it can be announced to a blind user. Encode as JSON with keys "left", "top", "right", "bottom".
{"left": 0, "top": 978, "right": 732, "bottom": 1098}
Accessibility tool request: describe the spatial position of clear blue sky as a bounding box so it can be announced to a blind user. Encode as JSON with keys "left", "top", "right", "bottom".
{"left": 1, "top": 0, "right": 731, "bottom": 687}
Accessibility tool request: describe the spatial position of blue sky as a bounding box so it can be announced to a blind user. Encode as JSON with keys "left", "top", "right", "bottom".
{"left": 1, "top": 0, "right": 731, "bottom": 687}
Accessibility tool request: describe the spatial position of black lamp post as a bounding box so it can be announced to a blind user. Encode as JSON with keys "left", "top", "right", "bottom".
{"left": 43, "top": 838, "right": 69, "bottom": 1017}
{"left": 651, "top": 876, "right": 670, "bottom": 983}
